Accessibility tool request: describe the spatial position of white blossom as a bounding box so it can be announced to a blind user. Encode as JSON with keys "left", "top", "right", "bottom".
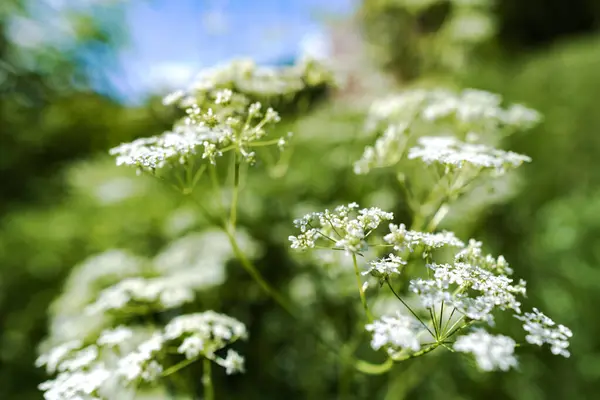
{"left": 39, "top": 364, "right": 111, "bottom": 400}
{"left": 97, "top": 326, "right": 134, "bottom": 348}
{"left": 36, "top": 340, "right": 84, "bottom": 374}
{"left": 85, "top": 277, "right": 195, "bottom": 315}
{"left": 455, "top": 239, "right": 513, "bottom": 274}
{"left": 363, "top": 254, "right": 406, "bottom": 279}
{"left": 215, "top": 349, "right": 245, "bottom": 375}
{"left": 289, "top": 203, "right": 393, "bottom": 254}
{"left": 410, "top": 261, "right": 526, "bottom": 324}
{"left": 366, "top": 313, "right": 422, "bottom": 355}
{"left": 117, "top": 334, "right": 165, "bottom": 383}
{"left": 354, "top": 124, "right": 410, "bottom": 174}
{"left": 365, "top": 88, "right": 541, "bottom": 137}
{"left": 515, "top": 308, "right": 572, "bottom": 357}
{"left": 454, "top": 329, "right": 518, "bottom": 371}
{"left": 383, "top": 223, "right": 464, "bottom": 252}
{"left": 408, "top": 136, "right": 531, "bottom": 174}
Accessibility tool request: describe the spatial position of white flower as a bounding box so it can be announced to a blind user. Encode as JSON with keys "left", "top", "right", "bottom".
{"left": 164, "top": 311, "right": 247, "bottom": 364}
{"left": 455, "top": 239, "right": 513, "bottom": 274}
{"left": 36, "top": 340, "right": 83, "bottom": 374}
{"left": 365, "top": 313, "right": 422, "bottom": 355}
{"left": 383, "top": 223, "right": 464, "bottom": 252}
{"left": 408, "top": 136, "right": 531, "bottom": 174}
{"left": 454, "top": 329, "right": 518, "bottom": 371}
{"left": 410, "top": 261, "right": 526, "bottom": 324}
{"left": 86, "top": 277, "right": 195, "bottom": 315}
{"left": 58, "top": 346, "right": 98, "bottom": 372}
{"left": 117, "top": 334, "right": 165, "bottom": 383}
{"left": 216, "top": 349, "right": 245, "bottom": 375}
{"left": 363, "top": 254, "right": 406, "bottom": 279}
{"left": 515, "top": 308, "right": 572, "bottom": 357}
{"left": 365, "top": 88, "right": 540, "bottom": 137}
{"left": 39, "top": 364, "right": 111, "bottom": 400}
{"left": 289, "top": 203, "right": 393, "bottom": 254}
{"left": 354, "top": 124, "right": 410, "bottom": 174}
{"left": 97, "top": 326, "right": 134, "bottom": 348}
{"left": 177, "top": 336, "right": 205, "bottom": 359}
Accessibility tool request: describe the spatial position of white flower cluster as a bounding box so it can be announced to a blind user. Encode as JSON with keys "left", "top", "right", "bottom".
{"left": 109, "top": 126, "right": 222, "bottom": 172}
{"left": 454, "top": 329, "right": 518, "bottom": 371}
{"left": 384, "top": 223, "right": 465, "bottom": 252}
{"left": 289, "top": 203, "right": 394, "bottom": 254}
{"left": 515, "top": 308, "right": 573, "bottom": 357}
{"left": 85, "top": 277, "right": 196, "bottom": 315}
{"left": 455, "top": 239, "right": 512, "bottom": 275}
{"left": 410, "top": 262, "right": 526, "bottom": 323}
{"left": 38, "top": 364, "right": 111, "bottom": 400}
{"left": 365, "top": 88, "right": 541, "bottom": 137}
{"left": 164, "top": 311, "right": 247, "bottom": 360}
{"left": 363, "top": 253, "right": 407, "bottom": 280}
{"left": 408, "top": 136, "right": 531, "bottom": 175}
{"left": 117, "top": 333, "right": 165, "bottom": 383}
{"left": 37, "top": 311, "right": 247, "bottom": 399}
{"left": 36, "top": 339, "right": 111, "bottom": 400}
{"left": 118, "top": 311, "right": 248, "bottom": 383}
{"left": 166, "top": 58, "right": 333, "bottom": 102}
{"left": 366, "top": 313, "right": 422, "bottom": 356}
{"left": 110, "top": 94, "right": 283, "bottom": 172}
{"left": 354, "top": 124, "right": 410, "bottom": 174}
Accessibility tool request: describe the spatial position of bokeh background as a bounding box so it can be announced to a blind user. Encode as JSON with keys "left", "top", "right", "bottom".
{"left": 1, "top": 0, "right": 600, "bottom": 398}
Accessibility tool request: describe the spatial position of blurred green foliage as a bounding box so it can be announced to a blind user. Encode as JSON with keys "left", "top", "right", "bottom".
{"left": 2, "top": 0, "right": 600, "bottom": 399}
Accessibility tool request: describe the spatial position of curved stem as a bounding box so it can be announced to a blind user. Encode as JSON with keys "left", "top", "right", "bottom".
{"left": 352, "top": 253, "right": 373, "bottom": 322}
{"left": 354, "top": 357, "right": 394, "bottom": 375}
{"left": 394, "top": 342, "right": 442, "bottom": 362}
{"left": 202, "top": 358, "right": 214, "bottom": 400}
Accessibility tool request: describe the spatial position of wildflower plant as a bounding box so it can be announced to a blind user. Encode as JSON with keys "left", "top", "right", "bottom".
{"left": 36, "top": 56, "right": 572, "bottom": 399}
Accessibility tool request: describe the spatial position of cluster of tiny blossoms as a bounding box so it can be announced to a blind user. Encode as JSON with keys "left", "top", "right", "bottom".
{"left": 355, "top": 88, "right": 539, "bottom": 176}
{"left": 288, "top": 203, "right": 393, "bottom": 254}
{"left": 289, "top": 206, "right": 572, "bottom": 372}
{"left": 408, "top": 136, "right": 532, "bottom": 175}
{"left": 110, "top": 90, "right": 285, "bottom": 174}
{"left": 37, "top": 312, "right": 247, "bottom": 399}
{"left": 365, "top": 88, "right": 541, "bottom": 137}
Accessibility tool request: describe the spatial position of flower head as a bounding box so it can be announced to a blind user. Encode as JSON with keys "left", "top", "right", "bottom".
{"left": 515, "top": 308, "right": 572, "bottom": 357}
{"left": 454, "top": 329, "right": 518, "bottom": 371}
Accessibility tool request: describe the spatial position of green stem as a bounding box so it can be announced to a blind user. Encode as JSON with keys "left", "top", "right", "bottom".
{"left": 394, "top": 342, "right": 442, "bottom": 362}
{"left": 202, "top": 358, "right": 214, "bottom": 400}
{"left": 386, "top": 280, "right": 435, "bottom": 339}
{"left": 352, "top": 253, "right": 373, "bottom": 322}
{"left": 225, "top": 229, "right": 297, "bottom": 317}
{"left": 354, "top": 357, "right": 394, "bottom": 375}
{"left": 230, "top": 156, "right": 240, "bottom": 229}
{"left": 162, "top": 358, "right": 197, "bottom": 377}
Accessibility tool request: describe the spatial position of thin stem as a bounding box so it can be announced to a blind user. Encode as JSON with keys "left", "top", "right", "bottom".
{"left": 394, "top": 342, "right": 442, "bottom": 362}
{"left": 386, "top": 279, "right": 435, "bottom": 339}
{"left": 225, "top": 229, "right": 297, "bottom": 317}
{"left": 439, "top": 301, "right": 445, "bottom": 334}
{"left": 354, "top": 357, "right": 394, "bottom": 375}
{"left": 202, "top": 358, "right": 214, "bottom": 400}
{"left": 352, "top": 253, "right": 373, "bottom": 322}
{"left": 443, "top": 319, "right": 475, "bottom": 340}
{"left": 442, "top": 307, "right": 457, "bottom": 336}
{"left": 429, "top": 308, "right": 439, "bottom": 340}
{"left": 162, "top": 358, "right": 197, "bottom": 377}
{"left": 209, "top": 163, "right": 227, "bottom": 222}
{"left": 442, "top": 316, "right": 465, "bottom": 340}
{"left": 230, "top": 155, "right": 240, "bottom": 229}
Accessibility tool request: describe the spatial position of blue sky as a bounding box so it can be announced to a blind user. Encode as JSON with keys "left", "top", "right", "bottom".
{"left": 108, "top": 0, "right": 357, "bottom": 102}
